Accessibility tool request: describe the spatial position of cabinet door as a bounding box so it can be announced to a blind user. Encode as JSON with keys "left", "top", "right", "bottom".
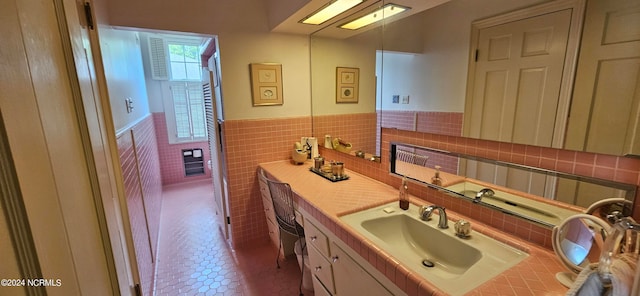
{"left": 331, "top": 243, "right": 392, "bottom": 296}
{"left": 308, "top": 244, "right": 335, "bottom": 294}
{"left": 312, "top": 274, "right": 333, "bottom": 296}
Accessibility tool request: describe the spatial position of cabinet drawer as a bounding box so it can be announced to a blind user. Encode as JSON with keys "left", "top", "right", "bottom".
{"left": 305, "top": 221, "right": 330, "bottom": 257}
{"left": 312, "top": 274, "right": 332, "bottom": 296}
{"left": 308, "top": 244, "right": 335, "bottom": 294}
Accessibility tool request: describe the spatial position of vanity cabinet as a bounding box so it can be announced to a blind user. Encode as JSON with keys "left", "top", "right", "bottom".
{"left": 258, "top": 174, "right": 296, "bottom": 257}
{"left": 305, "top": 220, "right": 335, "bottom": 294}
{"left": 305, "top": 218, "right": 394, "bottom": 296}
{"left": 332, "top": 242, "right": 392, "bottom": 296}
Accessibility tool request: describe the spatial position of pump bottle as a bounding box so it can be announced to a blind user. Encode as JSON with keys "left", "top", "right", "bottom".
{"left": 399, "top": 177, "right": 409, "bottom": 210}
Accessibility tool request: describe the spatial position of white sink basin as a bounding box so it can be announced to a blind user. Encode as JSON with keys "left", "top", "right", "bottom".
{"left": 361, "top": 214, "right": 482, "bottom": 276}
{"left": 340, "top": 202, "right": 528, "bottom": 295}
{"left": 445, "top": 181, "right": 581, "bottom": 227}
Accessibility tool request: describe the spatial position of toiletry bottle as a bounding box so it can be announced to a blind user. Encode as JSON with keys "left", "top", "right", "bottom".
{"left": 431, "top": 165, "right": 443, "bottom": 186}
{"left": 399, "top": 177, "right": 409, "bottom": 210}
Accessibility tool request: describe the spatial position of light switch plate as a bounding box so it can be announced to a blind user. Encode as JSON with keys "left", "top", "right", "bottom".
{"left": 401, "top": 95, "right": 410, "bottom": 104}
{"left": 125, "top": 97, "right": 134, "bottom": 113}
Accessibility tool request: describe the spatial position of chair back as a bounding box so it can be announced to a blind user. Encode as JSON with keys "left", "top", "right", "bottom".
{"left": 397, "top": 149, "right": 429, "bottom": 166}
{"left": 261, "top": 170, "right": 304, "bottom": 237}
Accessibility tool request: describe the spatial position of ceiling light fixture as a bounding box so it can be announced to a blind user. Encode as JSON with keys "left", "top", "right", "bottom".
{"left": 339, "top": 3, "right": 409, "bottom": 30}
{"left": 300, "top": 0, "right": 364, "bottom": 25}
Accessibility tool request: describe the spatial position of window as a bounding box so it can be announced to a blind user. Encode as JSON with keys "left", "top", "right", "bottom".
{"left": 164, "top": 41, "right": 207, "bottom": 143}
{"left": 168, "top": 43, "right": 201, "bottom": 81}
{"left": 169, "top": 81, "right": 206, "bottom": 140}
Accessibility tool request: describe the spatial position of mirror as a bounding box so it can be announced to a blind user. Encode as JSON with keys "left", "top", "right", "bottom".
{"left": 308, "top": 0, "right": 639, "bottom": 158}
{"left": 379, "top": 0, "right": 640, "bottom": 157}
{"left": 551, "top": 214, "right": 610, "bottom": 287}
{"left": 390, "top": 142, "right": 638, "bottom": 228}
{"left": 310, "top": 1, "right": 385, "bottom": 160}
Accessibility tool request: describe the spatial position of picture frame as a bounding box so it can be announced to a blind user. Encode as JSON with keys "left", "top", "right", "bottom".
{"left": 250, "top": 63, "right": 283, "bottom": 106}
{"left": 336, "top": 67, "right": 359, "bottom": 103}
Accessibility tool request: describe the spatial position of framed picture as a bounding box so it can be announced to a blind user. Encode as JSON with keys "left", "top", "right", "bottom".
{"left": 250, "top": 63, "right": 283, "bottom": 106}
{"left": 336, "top": 67, "right": 359, "bottom": 103}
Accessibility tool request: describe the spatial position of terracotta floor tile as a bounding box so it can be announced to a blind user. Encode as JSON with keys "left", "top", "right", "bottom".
{"left": 154, "top": 179, "right": 313, "bottom": 296}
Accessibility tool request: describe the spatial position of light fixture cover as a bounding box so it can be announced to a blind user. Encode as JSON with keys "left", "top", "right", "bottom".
{"left": 340, "top": 3, "right": 409, "bottom": 30}
{"left": 301, "top": 0, "right": 364, "bottom": 25}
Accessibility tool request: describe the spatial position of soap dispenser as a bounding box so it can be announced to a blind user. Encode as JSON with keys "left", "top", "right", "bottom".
{"left": 399, "top": 177, "right": 409, "bottom": 210}
{"left": 431, "top": 165, "right": 443, "bottom": 186}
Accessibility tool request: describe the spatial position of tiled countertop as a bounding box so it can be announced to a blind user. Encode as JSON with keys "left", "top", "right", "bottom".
{"left": 260, "top": 160, "right": 569, "bottom": 295}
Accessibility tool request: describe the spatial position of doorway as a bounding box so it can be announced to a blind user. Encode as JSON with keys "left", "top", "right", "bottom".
{"left": 100, "top": 27, "right": 229, "bottom": 296}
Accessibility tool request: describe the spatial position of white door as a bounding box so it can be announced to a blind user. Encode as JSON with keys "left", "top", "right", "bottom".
{"left": 203, "top": 64, "right": 229, "bottom": 239}
{"left": 465, "top": 9, "right": 572, "bottom": 145}
{"left": 1, "top": 0, "right": 127, "bottom": 294}
{"left": 463, "top": 8, "right": 573, "bottom": 198}
{"left": 558, "top": 0, "right": 640, "bottom": 207}
{"left": 564, "top": 0, "right": 640, "bottom": 157}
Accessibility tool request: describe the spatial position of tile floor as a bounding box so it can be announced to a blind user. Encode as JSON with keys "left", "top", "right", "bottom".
{"left": 154, "top": 179, "right": 313, "bottom": 296}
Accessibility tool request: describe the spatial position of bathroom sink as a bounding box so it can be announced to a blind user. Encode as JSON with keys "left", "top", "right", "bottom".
{"left": 445, "top": 180, "right": 581, "bottom": 227}
{"left": 340, "top": 202, "right": 528, "bottom": 295}
{"left": 361, "top": 214, "right": 482, "bottom": 276}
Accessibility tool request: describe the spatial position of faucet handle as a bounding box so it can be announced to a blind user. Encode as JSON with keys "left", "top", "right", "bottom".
{"left": 419, "top": 205, "right": 432, "bottom": 221}
{"left": 454, "top": 220, "right": 472, "bottom": 238}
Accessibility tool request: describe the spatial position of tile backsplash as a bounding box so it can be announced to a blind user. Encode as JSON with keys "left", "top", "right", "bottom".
{"left": 380, "top": 110, "right": 463, "bottom": 136}
{"left": 319, "top": 128, "right": 640, "bottom": 249}
{"left": 116, "top": 114, "right": 162, "bottom": 296}
{"left": 223, "top": 116, "right": 312, "bottom": 248}
{"left": 225, "top": 114, "right": 639, "bottom": 249}
{"left": 153, "top": 113, "right": 212, "bottom": 185}
{"left": 313, "top": 113, "right": 378, "bottom": 154}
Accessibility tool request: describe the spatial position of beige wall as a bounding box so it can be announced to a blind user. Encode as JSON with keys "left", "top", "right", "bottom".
{"left": 311, "top": 36, "right": 377, "bottom": 116}
{"left": 105, "top": 0, "right": 312, "bottom": 121}
{"left": 381, "top": 0, "right": 545, "bottom": 112}
{"left": 107, "top": 0, "right": 271, "bottom": 36}
{"left": 218, "top": 32, "right": 311, "bottom": 120}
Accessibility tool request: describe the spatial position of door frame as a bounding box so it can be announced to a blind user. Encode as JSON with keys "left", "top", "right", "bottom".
{"left": 463, "top": 0, "right": 586, "bottom": 149}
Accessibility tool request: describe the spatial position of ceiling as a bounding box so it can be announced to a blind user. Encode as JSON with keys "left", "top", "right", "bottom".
{"left": 270, "top": 0, "right": 452, "bottom": 39}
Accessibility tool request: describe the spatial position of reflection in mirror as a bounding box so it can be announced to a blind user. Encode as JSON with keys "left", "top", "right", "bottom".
{"left": 390, "top": 142, "right": 638, "bottom": 228}
{"left": 551, "top": 214, "right": 610, "bottom": 287}
{"left": 379, "top": 0, "right": 640, "bottom": 157}
{"left": 310, "top": 2, "right": 384, "bottom": 161}
{"left": 597, "top": 217, "right": 640, "bottom": 286}
{"left": 585, "top": 198, "right": 634, "bottom": 225}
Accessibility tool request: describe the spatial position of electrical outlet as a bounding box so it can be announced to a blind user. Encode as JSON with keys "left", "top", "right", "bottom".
{"left": 401, "top": 95, "right": 410, "bottom": 104}
{"left": 392, "top": 95, "right": 399, "bottom": 104}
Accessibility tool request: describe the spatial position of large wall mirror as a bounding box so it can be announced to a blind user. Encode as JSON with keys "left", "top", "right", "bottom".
{"left": 310, "top": 1, "right": 385, "bottom": 160}
{"left": 390, "top": 142, "right": 637, "bottom": 228}
{"left": 310, "top": 0, "right": 640, "bottom": 160}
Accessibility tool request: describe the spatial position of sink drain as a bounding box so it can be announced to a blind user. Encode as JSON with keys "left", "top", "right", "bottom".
{"left": 422, "top": 259, "right": 435, "bottom": 268}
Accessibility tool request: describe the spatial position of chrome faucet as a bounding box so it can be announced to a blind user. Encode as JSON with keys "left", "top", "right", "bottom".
{"left": 419, "top": 205, "right": 448, "bottom": 229}
{"left": 474, "top": 188, "right": 495, "bottom": 204}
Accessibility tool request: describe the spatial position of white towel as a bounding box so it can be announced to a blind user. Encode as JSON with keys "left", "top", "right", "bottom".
{"left": 609, "top": 254, "right": 637, "bottom": 296}
{"left": 566, "top": 264, "right": 605, "bottom": 296}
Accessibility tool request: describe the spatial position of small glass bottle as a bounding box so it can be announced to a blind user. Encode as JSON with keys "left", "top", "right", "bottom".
{"left": 431, "top": 165, "right": 443, "bottom": 186}
{"left": 399, "top": 177, "right": 409, "bottom": 210}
